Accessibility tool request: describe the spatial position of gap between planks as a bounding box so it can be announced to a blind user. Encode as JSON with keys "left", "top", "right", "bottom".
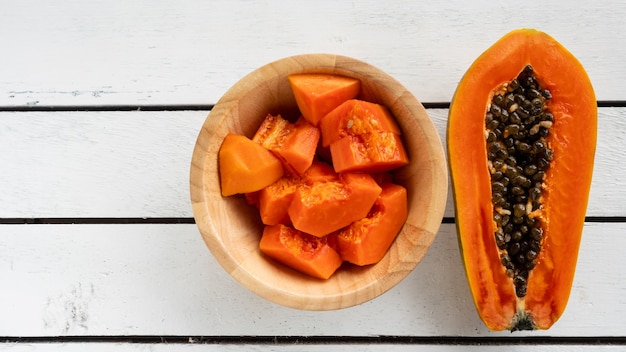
{"left": 0, "top": 100, "right": 624, "bottom": 112}
{"left": 2, "top": 335, "right": 626, "bottom": 345}
{"left": 0, "top": 217, "right": 623, "bottom": 225}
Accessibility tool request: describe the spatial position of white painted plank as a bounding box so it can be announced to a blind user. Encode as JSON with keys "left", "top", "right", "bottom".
{"left": 0, "top": 223, "right": 622, "bottom": 337}
{"left": 0, "top": 0, "right": 624, "bottom": 106}
{"left": 0, "top": 343, "right": 624, "bottom": 352}
{"left": 0, "top": 108, "right": 623, "bottom": 218}
{"left": 0, "top": 110, "right": 204, "bottom": 218}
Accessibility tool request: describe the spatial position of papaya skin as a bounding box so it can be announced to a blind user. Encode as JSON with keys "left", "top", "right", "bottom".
{"left": 448, "top": 28, "right": 596, "bottom": 331}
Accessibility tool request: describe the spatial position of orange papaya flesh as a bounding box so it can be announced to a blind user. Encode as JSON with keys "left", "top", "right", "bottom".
{"left": 252, "top": 114, "right": 320, "bottom": 176}
{"left": 259, "top": 224, "right": 343, "bottom": 280}
{"left": 288, "top": 73, "right": 360, "bottom": 126}
{"left": 258, "top": 174, "right": 300, "bottom": 226}
{"left": 218, "top": 133, "right": 285, "bottom": 196}
{"left": 448, "top": 29, "right": 596, "bottom": 331}
{"left": 320, "top": 99, "right": 407, "bottom": 173}
{"left": 301, "top": 159, "right": 338, "bottom": 183}
{"left": 288, "top": 172, "right": 382, "bottom": 237}
{"left": 280, "top": 117, "right": 321, "bottom": 175}
{"left": 336, "top": 183, "right": 408, "bottom": 266}
{"left": 330, "top": 132, "right": 409, "bottom": 173}
{"left": 258, "top": 160, "right": 339, "bottom": 226}
{"left": 319, "top": 99, "right": 402, "bottom": 147}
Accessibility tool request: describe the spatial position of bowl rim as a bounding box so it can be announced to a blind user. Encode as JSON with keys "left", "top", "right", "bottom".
{"left": 189, "top": 53, "right": 448, "bottom": 310}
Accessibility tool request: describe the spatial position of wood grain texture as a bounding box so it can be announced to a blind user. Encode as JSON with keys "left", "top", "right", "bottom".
{"left": 189, "top": 54, "right": 448, "bottom": 310}
{"left": 0, "top": 223, "right": 622, "bottom": 337}
{"left": 0, "top": 108, "right": 623, "bottom": 218}
{"left": 0, "top": 0, "right": 624, "bottom": 106}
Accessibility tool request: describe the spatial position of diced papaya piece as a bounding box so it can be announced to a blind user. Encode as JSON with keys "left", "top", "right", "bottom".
{"left": 288, "top": 173, "right": 382, "bottom": 237}
{"left": 260, "top": 224, "right": 343, "bottom": 280}
{"left": 279, "top": 117, "right": 320, "bottom": 175}
{"left": 330, "top": 132, "right": 409, "bottom": 173}
{"left": 218, "top": 133, "right": 284, "bottom": 196}
{"left": 319, "top": 99, "right": 401, "bottom": 147}
{"left": 319, "top": 99, "right": 408, "bottom": 173}
{"left": 253, "top": 114, "right": 320, "bottom": 175}
{"left": 288, "top": 73, "right": 360, "bottom": 126}
{"left": 336, "top": 183, "right": 408, "bottom": 266}
{"left": 258, "top": 160, "right": 339, "bottom": 226}
{"left": 258, "top": 175, "right": 301, "bottom": 226}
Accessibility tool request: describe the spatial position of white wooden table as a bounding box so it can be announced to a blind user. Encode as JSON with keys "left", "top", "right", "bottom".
{"left": 1, "top": 1, "right": 625, "bottom": 351}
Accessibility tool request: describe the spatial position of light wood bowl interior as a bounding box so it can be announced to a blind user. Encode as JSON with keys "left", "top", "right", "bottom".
{"left": 189, "top": 54, "right": 448, "bottom": 310}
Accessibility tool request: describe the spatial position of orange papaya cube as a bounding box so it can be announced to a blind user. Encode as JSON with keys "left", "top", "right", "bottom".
{"left": 259, "top": 160, "right": 339, "bottom": 226}
{"left": 260, "top": 224, "right": 343, "bottom": 279}
{"left": 258, "top": 174, "right": 301, "bottom": 226}
{"left": 253, "top": 114, "right": 320, "bottom": 175}
{"left": 288, "top": 73, "right": 360, "bottom": 126}
{"left": 288, "top": 173, "right": 382, "bottom": 237}
{"left": 218, "top": 133, "right": 284, "bottom": 196}
{"left": 330, "top": 132, "right": 409, "bottom": 173}
{"left": 279, "top": 117, "right": 320, "bottom": 175}
{"left": 319, "top": 99, "right": 402, "bottom": 147}
{"left": 336, "top": 183, "right": 408, "bottom": 266}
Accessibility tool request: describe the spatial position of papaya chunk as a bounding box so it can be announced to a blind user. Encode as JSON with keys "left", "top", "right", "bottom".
{"left": 288, "top": 173, "right": 382, "bottom": 237}
{"left": 330, "top": 132, "right": 409, "bottom": 173}
{"left": 319, "top": 99, "right": 402, "bottom": 147}
{"left": 253, "top": 114, "right": 320, "bottom": 175}
{"left": 259, "top": 224, "right": 343, "bottom": 280}
{"left": 448, "top": 29, "right": 596, "bottom": 331}
{"left": 336, "top": 183, "right": 408, "bottom": 266}
{"left": 258, "top": 175, "right": 300, "bottom": 226}
{"left": 258, "top": 160, "right": 339, "bottom": 226}
{"left": 320, "top": 99, "right": 408, "bottom": 173}
{"left": 288, "top": 73, "right": 360, "bottom": 126}
{"left": 218, "top": 133, "right": 284, "bottom": 196}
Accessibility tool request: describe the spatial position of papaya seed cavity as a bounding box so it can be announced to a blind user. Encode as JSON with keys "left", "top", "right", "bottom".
{"left": 485, "top": 64, "right": 553, "bottom": 298}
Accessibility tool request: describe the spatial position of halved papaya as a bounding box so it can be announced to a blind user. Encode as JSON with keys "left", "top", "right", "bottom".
{"left": 448, "top": 29, "right": 596, "bottom": 331}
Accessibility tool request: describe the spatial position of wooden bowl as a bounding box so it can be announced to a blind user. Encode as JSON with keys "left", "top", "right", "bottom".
{"left": 190, "top": 54, "right": 447, "bottom": 310}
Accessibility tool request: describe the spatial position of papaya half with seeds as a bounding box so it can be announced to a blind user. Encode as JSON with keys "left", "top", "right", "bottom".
{"left": 447, "top": 29, "right": 596, "bottom": 331}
